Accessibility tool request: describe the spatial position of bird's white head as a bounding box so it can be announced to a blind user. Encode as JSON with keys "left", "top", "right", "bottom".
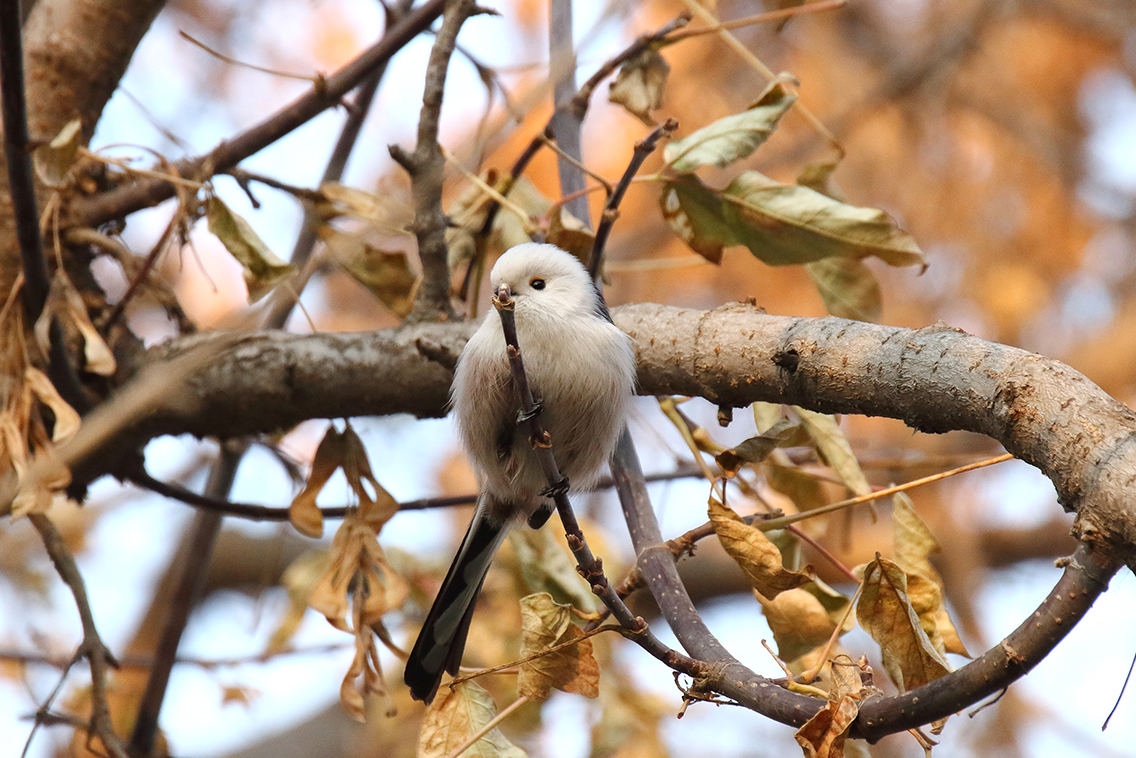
{"left": 489, "top": 243, "right": 598, "bottom": 316}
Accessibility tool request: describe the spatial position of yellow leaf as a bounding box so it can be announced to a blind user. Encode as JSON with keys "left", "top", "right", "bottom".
{"left": 417, "top": 681, "right": 528, "bottom": 758}
{"left": 517, "top": 593, "right": 600, "bottom": 701}
{"left": 856, "top": 555, "right": 950, "bottom": 692}
{"left": 759, "top": 583, "right": 850, "bottom": 663}
{"left": 708, "top": 497, "right": 814, "bottom": 598}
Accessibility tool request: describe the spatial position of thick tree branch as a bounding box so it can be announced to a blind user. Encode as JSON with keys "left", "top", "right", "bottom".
{"left": 0, "top": 0, "right": 48, "bottom": 317}
{"left": 99, "top": 303, "right": 1136, "bottom": 564}
{"left": 62, "top": 0, "right": 448, "bottom": 230}
{"left": 0, "top": 0, "right": 166, "bottom": 299}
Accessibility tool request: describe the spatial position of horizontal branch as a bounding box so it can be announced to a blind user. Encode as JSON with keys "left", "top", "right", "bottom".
{"left": 109, "top": 303, "right": 1136, "bottom": 567}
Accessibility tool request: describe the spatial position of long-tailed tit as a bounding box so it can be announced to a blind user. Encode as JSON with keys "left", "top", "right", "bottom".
{"left": 404, "top": 242, "right": 636, "bottom": 703}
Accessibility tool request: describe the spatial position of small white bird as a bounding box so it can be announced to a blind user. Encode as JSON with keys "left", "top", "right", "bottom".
{"left": 404, "top": 243, "right": 636, "bottom": 703}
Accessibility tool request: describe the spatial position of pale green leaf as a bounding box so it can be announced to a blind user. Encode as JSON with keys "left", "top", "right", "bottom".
{"left": 206, "top": 196, "right": 295, "bottom": 302}
{"left": 805, "top": 257, "right": 882, "bottom": 322}
{"left": 663, "top": 82, "right": 796, "bottom": 171}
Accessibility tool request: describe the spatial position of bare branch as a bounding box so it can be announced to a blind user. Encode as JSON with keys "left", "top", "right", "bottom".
{"left": 63, "top": 0, "right": 449, "bottom": 230}
{"left": 391, "top": 0, "right": 481, "bottom": 323}
{"left": 29, "top": 513, "right": 128, "bottom": 758}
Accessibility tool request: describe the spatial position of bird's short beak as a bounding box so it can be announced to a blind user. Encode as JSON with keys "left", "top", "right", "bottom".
{"left": 496, "top": 282, "right": 512, "bottom": 302}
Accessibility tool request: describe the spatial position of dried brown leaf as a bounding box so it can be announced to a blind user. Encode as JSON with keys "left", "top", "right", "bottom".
{"left": 794, "top": 654, "right": 864, "bottom": 758}
{"left": 856, "top": 555, "right": 950, "bottom": 692}
{"left": 417, "top": 681, "right": 528, "bottom": 758}
{"left": 517, "top": 593, "right": 600, "bottom": 701}
{"left": 323, "top": 230, "right": 418, "bottom": 317}
{"left": 608, "top": 48, "right": 670, "bottom": 125}
{"left": 892, "top": 494, "right": 970, "bottom": 657}
{"left": 709, "top": 497, "right": 814, "bottom": 598}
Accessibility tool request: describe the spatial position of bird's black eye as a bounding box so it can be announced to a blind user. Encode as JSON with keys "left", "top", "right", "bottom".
{"left": 530, "top": 278, "right": 546, "bottom": 290}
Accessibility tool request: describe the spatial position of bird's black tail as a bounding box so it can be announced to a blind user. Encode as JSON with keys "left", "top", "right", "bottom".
{"left": 404, "top": 504, "right": 507, "bottom": 703}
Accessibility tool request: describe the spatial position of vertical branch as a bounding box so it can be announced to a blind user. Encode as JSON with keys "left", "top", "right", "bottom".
{"left": 548, "top": 0, "right": 589, "bottom": 225}
{"left": 128, "top": 442, "right": 245, "bottom": 757}
{"left": 29, "top": 513, "right": 128, "bottom": 758}
{"left": 0, "top": 0, "right": 49, "bottom": 318}
{"left": 391, "top": 0, "right": 481, "bottom": 323}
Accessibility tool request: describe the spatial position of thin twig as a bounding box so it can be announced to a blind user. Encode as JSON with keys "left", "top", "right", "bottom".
{"left": 0, "top": 0, "right": 49, "bottom": 319}
{"left": 128, "top": 442, "right": 245, "bottom": 756}
{"left": 755, "top": 453, "right": 1014, "bottom": 532}
{"left": 29, "top": 514, "right": 128, "bottom": 758}
{"left": 66, "top": 0, "right": 450, "bottom": 229}
{"left": 127, "top": 462, "right": 703, "bottom": 521}
{"left": 588, "top": 119, "right": 677, "bottom": 280}
{"left": 178, "top": 30, "right": 320, "bottom": 83}
{"left": 101, "top": 207, "right": 179, "bottom": 330}
{"left": 664, "top": 0, "right": 846, "bottom": 43}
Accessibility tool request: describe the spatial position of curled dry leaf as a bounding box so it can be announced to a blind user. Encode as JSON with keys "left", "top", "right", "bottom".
{"left": 24, "top": 368, "right": 81, "bottom": 442}
{"left": 35, "top": 271, "right": 116, "bottom": 376}
{"left": 33, "top": 117, "right": 83, "bottom": 187}
{"left": 714, "top": 416, "right": 810, "bottom": 476}
{"left": 892, "top": 494, "right": 970, "bottom": 657}
{"left": 659, "top": 172, "right": 926, "bottom": 268}
{"left": 856, "top": 554, "right": 950, "bottom": 693}
{"left": 663, "top": 81, "right": 796, "bottom": 171}
{"left": 418, "top": 681, "right": 528, "bottom": 758}
{"left": 793, "top": 654, "right": 866, "bottom": 758}
{"left": 206, "top": 195, "right": 296, "bottom": 302}
{"left": 517, "top": 593, "right": 600, "bottom": 702}
{"left": 290, "top": 423, "right": 405, "bottom": 719}
{"left": 608, "top": 47, "right": 670, "bottom": 126}
{"left": 708, "top": 497, "right": 814, "bottom": 598}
